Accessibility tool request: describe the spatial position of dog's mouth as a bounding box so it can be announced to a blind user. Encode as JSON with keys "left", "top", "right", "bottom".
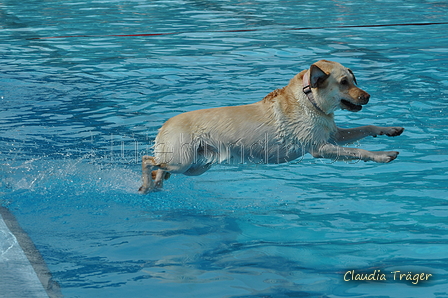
{"left": 340, "top": 99, "right": 363, "bottom": 112}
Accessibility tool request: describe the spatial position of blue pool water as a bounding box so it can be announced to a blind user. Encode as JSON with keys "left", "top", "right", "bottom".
{"left": 1, "top": 0, "right": 448, "bottom": 297}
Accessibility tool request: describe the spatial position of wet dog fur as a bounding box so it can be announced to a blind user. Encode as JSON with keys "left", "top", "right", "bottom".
{"left": 139, "top": 60, "right": 404, "bottom": 193}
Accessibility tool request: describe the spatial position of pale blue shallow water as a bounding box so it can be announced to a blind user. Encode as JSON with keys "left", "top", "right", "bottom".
{"left": 1, "top": 0, "right": 448, "bottom": 297}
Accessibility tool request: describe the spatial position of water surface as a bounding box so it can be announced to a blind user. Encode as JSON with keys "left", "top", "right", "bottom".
{"left": 1, "top": 0, "right": 448, "bottom": 297}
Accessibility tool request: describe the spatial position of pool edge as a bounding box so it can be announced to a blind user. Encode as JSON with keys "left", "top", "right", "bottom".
{"left": 0, "top": 206, "right": 63, "bottom": 298}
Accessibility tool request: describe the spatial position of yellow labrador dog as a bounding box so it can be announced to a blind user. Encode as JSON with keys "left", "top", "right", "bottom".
{"left": 139, "top": 60, "right": 404, "bottom": 193}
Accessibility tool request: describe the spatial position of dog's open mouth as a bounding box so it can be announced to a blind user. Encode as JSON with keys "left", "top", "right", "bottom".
{"left": 341, "top": 99, "right": 363, "bottom": 112}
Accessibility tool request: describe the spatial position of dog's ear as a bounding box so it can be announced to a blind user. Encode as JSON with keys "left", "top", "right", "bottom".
{"left": 347, "top": 68, "right": 357, "bottom": 85}
{"left": 310, "top": 64, "right": 329, "bottom": 88}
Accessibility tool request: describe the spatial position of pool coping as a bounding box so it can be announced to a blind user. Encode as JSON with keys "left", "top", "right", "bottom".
{"left": 0, "top": 206, "right": 63, "bottom": 298}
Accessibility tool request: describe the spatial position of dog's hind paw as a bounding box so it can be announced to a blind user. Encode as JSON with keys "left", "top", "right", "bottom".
{"left": 138, "top": 184, "right": 154, "bottom": 195}
{"left": 138, "top": 185, "right": 152, "bottom": 194}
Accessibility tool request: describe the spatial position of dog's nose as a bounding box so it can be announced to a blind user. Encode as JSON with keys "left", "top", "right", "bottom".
{"left": 359, "top": 93, "right": 370, "bottom": 104}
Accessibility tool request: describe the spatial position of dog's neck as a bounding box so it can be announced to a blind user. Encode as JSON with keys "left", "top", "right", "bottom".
{"left": 302, "top": 71, "right": 325, "bottom": 114}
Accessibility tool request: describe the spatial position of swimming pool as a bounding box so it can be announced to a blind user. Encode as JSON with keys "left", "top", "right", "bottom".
{"left": 1, "top": 0, "right": 448, "bottom": 297}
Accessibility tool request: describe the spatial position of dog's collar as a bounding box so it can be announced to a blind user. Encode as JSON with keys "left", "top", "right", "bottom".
{"left": 302, "top": 71, "right": 325, "bottom": 114}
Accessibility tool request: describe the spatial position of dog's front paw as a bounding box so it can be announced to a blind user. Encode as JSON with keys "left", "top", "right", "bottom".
{"left": 373, "top": 151, "right": 399, "bottom": 163}
{"left": 381, "top": 127, "right": 404, "bottom": 137}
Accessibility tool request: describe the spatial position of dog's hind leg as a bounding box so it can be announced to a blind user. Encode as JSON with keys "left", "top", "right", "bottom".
{"left": 138, "top": 155, "right": 157, "bottom": 194}
{"left": 153, "top": 169, "right": 170, "bottom": 189}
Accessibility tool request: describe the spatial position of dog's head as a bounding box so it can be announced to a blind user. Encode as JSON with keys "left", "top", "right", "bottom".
{"left": 304, "top": 60, "right": 370, "bottom": 113}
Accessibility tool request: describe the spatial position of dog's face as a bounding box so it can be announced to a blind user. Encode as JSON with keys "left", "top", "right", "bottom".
{"left": 309, "top": 60, "right": 370, "bottom": 113}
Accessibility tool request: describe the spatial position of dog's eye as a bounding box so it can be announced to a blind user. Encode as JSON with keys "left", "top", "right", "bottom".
{"left": 341, "top": 78, "right": 348, "bottom": 85}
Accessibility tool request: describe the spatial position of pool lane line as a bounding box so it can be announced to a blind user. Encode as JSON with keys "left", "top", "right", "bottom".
{"left": 28, "top": 21, "right": 448, "bottom": 40}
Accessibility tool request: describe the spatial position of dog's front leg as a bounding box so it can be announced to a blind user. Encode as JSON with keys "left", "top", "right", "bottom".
{"left": 312, "top": 143, "right": 399, "bottom": 163}
{"left": 334, "top": 126, "right": 404, "bottom": 145}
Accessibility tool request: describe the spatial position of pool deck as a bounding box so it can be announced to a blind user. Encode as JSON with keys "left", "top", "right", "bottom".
{"left": 0, "top": 207, "right": 62, "bottom": 298}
